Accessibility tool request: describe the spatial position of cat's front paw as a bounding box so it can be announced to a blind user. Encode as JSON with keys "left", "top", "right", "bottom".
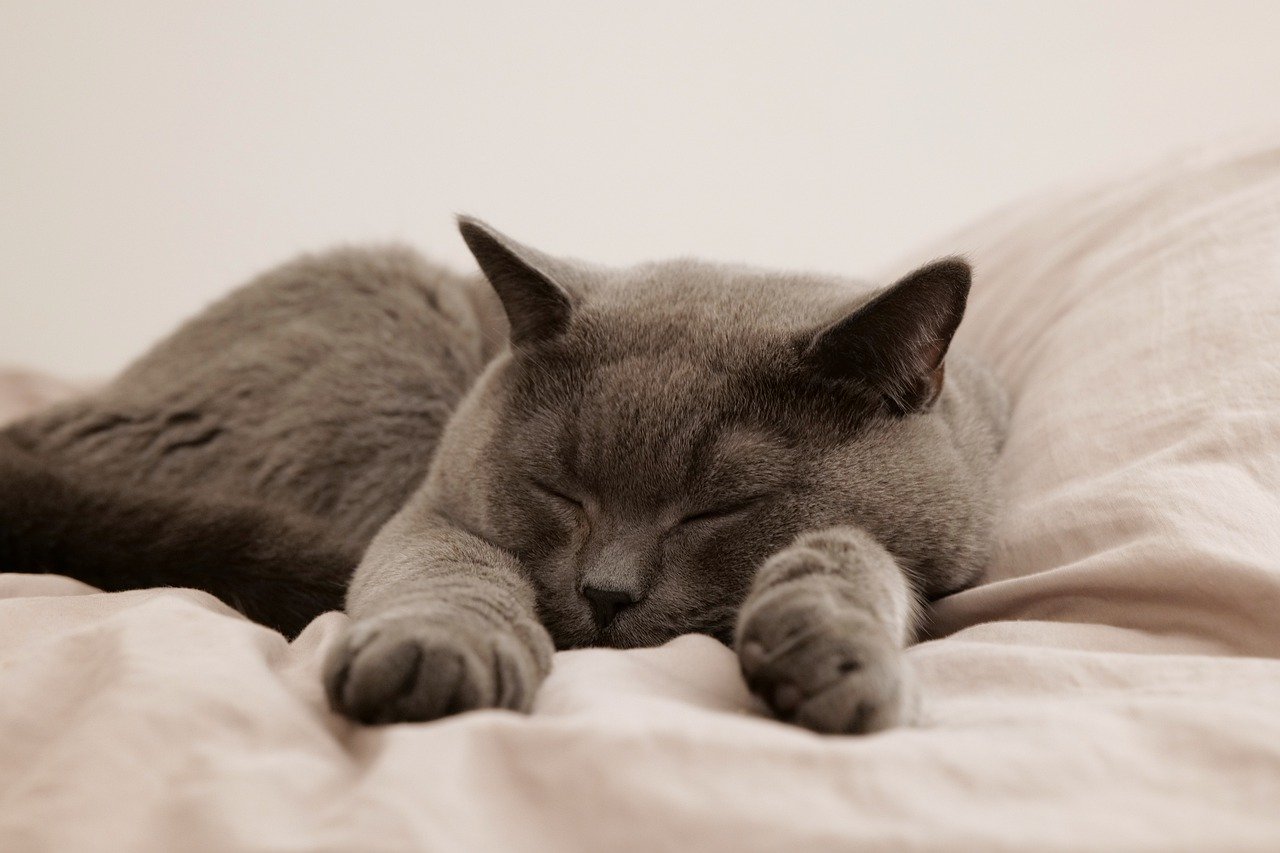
{"left": 736, "top": 587, "right": 917, "bottom": 735}
{"left": 323, "top": 610, "right": 552, "bottom": 725}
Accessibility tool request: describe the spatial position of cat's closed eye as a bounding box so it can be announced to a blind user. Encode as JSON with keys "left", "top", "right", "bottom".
{"left": 678, "top": 495, "right": 769, "bottom": 527}
{"left": 530, "top": 479, "right": 584, "bottom": 511}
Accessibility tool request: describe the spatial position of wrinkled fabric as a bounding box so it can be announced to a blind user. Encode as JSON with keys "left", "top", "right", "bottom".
{"left": 2, "top": 136, "right": 1280, "bottom": 851}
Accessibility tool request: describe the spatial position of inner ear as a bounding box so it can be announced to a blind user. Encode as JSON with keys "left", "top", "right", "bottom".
{"left": 802, "top": 258, "right": 971, "bottom": 415}
{"left": 457, "top": 216, "right": 575, "bottom": 348}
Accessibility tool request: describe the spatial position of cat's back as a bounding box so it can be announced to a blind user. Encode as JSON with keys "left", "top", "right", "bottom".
{"left": 117, "top": 245, "right": 497, "bottom": 392}
{"left": 11, "top": 245, "right": 500, "bottom": 549}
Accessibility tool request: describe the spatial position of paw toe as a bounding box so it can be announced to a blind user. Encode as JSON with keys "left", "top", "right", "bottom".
{"left": 341, "top": 637, "right": 427, "bottom": 724}
{"left": 323, "top": 614, "right": 546, "bottom": 725}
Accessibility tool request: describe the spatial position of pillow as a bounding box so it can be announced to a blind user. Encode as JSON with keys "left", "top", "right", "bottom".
{"left": 921, "top": 140, "right": 1280, "bottom": 657}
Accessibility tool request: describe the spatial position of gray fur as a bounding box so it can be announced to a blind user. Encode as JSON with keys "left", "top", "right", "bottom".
{"left": 1, "top": 219, "right": 1007, "bottom": 734}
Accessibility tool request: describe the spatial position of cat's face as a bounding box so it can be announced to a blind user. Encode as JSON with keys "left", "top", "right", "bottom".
{"left": 484, "top": 344, "right": 812, "bottom": 648}
{"left": 425, "top": 218, "right": 976, "bottom": 649}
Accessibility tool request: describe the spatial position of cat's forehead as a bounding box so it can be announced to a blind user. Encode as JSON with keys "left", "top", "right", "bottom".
{"left": 598, "top": 258, "right": 864, "bottom": 324}
{"left": 513, "top": 354, "right": 795, "bottom": 499}
{"left": 557, "top": 259, "right": 874, "bottom": 366}
{"left": 520, "top": 350, "right": 741, "bottom": 427}
{"left": 501, "top": 256, "right": 886, "bottom": 454}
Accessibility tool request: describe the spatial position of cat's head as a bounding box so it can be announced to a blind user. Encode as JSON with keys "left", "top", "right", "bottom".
{"left": 426, "top": 217, "right": 984, "bottom": 649}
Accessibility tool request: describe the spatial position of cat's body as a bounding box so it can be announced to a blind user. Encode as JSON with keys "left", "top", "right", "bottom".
{"left": 0, "top": 220, "right": 1007, "bottom": 734}
{"left": 1, "top": 248, "right": 496, "bottom": 635}
{"left": 7, "top": 247, "right": 496, "bottom": 550}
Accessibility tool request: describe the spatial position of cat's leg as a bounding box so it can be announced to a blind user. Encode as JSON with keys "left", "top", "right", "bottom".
{"left": 0, "top": 432, "right": 357, "bottom": 637}
{"left": 322, "top": 507, "right": 552, "bottom": 724}
{"left": 735, "top": 525, "right": 920, "bottom": 735}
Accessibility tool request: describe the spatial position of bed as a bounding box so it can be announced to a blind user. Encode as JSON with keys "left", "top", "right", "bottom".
{"left": 2, "top": 136, "right": 1279, "bottom": 851}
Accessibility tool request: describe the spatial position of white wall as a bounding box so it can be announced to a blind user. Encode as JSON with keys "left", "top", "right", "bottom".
{"left": 2, "top": 0, "right": 1278, "bottom": 377}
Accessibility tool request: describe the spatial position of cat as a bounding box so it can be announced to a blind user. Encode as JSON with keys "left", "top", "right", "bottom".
{"left": 0, "top": 217, "right": 1008, "bottom": 734}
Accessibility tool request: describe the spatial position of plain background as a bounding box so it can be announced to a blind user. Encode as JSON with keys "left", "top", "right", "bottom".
{"left": 3, "top": 0, "right": 1279, "bottom": 378}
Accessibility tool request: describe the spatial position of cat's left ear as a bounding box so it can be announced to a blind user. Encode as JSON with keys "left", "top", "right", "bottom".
{"left": 458, "top": 216, "right": 578, "bottom": 348}
{"left": 802, "top": 258, "right": 971, "bottom": 415}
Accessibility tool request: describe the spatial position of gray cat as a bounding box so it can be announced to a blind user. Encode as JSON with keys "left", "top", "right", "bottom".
{"left": 0, "top": 218, "right": 1007, "bottom": 734}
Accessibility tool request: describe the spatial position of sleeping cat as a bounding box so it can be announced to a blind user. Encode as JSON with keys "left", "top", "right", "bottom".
{"left": 0, "top": 218, "right": 1007, "bottom": 734}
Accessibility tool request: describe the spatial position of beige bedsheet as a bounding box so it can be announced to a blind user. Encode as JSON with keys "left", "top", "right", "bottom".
{"left": 3, "top": 137, "right": 1280, "bottom": 851}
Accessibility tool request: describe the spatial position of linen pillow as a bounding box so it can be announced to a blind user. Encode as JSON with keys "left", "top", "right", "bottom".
{"left": 912, "top": 139, "right": 1280, "bottom": 656}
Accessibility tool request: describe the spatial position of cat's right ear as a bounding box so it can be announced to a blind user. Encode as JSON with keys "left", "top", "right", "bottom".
{"left": 457, "top": 216, "right": 575, "bottom": 348}
{"left": 801, "top": 258, "right": 971, "bottom": 415}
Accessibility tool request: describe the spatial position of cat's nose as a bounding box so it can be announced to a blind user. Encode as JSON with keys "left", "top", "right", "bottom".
{"left": 581, "top": 586, "right": 638, "bottom": 630}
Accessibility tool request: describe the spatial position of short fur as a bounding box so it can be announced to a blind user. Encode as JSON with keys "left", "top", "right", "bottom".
{"left": 0, "top": 220, "right": 1007, "bottom": 733}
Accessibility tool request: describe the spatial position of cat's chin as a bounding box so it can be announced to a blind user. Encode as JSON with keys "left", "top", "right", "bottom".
{"left": 553, "top": 628, "right": 650, "bottom": 651}
{"left": 554, "top": 622, "right": 712, "bottom": 652}
{"left": 542, "top": 601, "right": 735, "bottom": 651}
{"left": 547, "top": 619, "right": 666, "bottom": 651}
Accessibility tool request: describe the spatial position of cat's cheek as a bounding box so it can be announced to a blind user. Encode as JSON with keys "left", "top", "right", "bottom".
{"left": 532, "top": 493, "right": 590, "bottom": 543}
{"left": 533, "top": 582, "right": 599, "bottom": 650}
{"left": 498, "top": 499, "right": 587, "bottom": 564}
{"left": 540, "top": 511, "right": 590, "bottom": 571}
{"left": 681, "top": 525, "right": 758, "bottom": 581}
{"left": 568, "top": 508, "right": 591, "bottom": 546}
{"left": 522, "top": 531, "right": 595, "bottom": 649}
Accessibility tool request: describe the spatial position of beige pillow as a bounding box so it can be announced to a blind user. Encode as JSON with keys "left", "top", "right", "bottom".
{"left": 922, "top": 139, "right": 1280, "bottom": 657}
